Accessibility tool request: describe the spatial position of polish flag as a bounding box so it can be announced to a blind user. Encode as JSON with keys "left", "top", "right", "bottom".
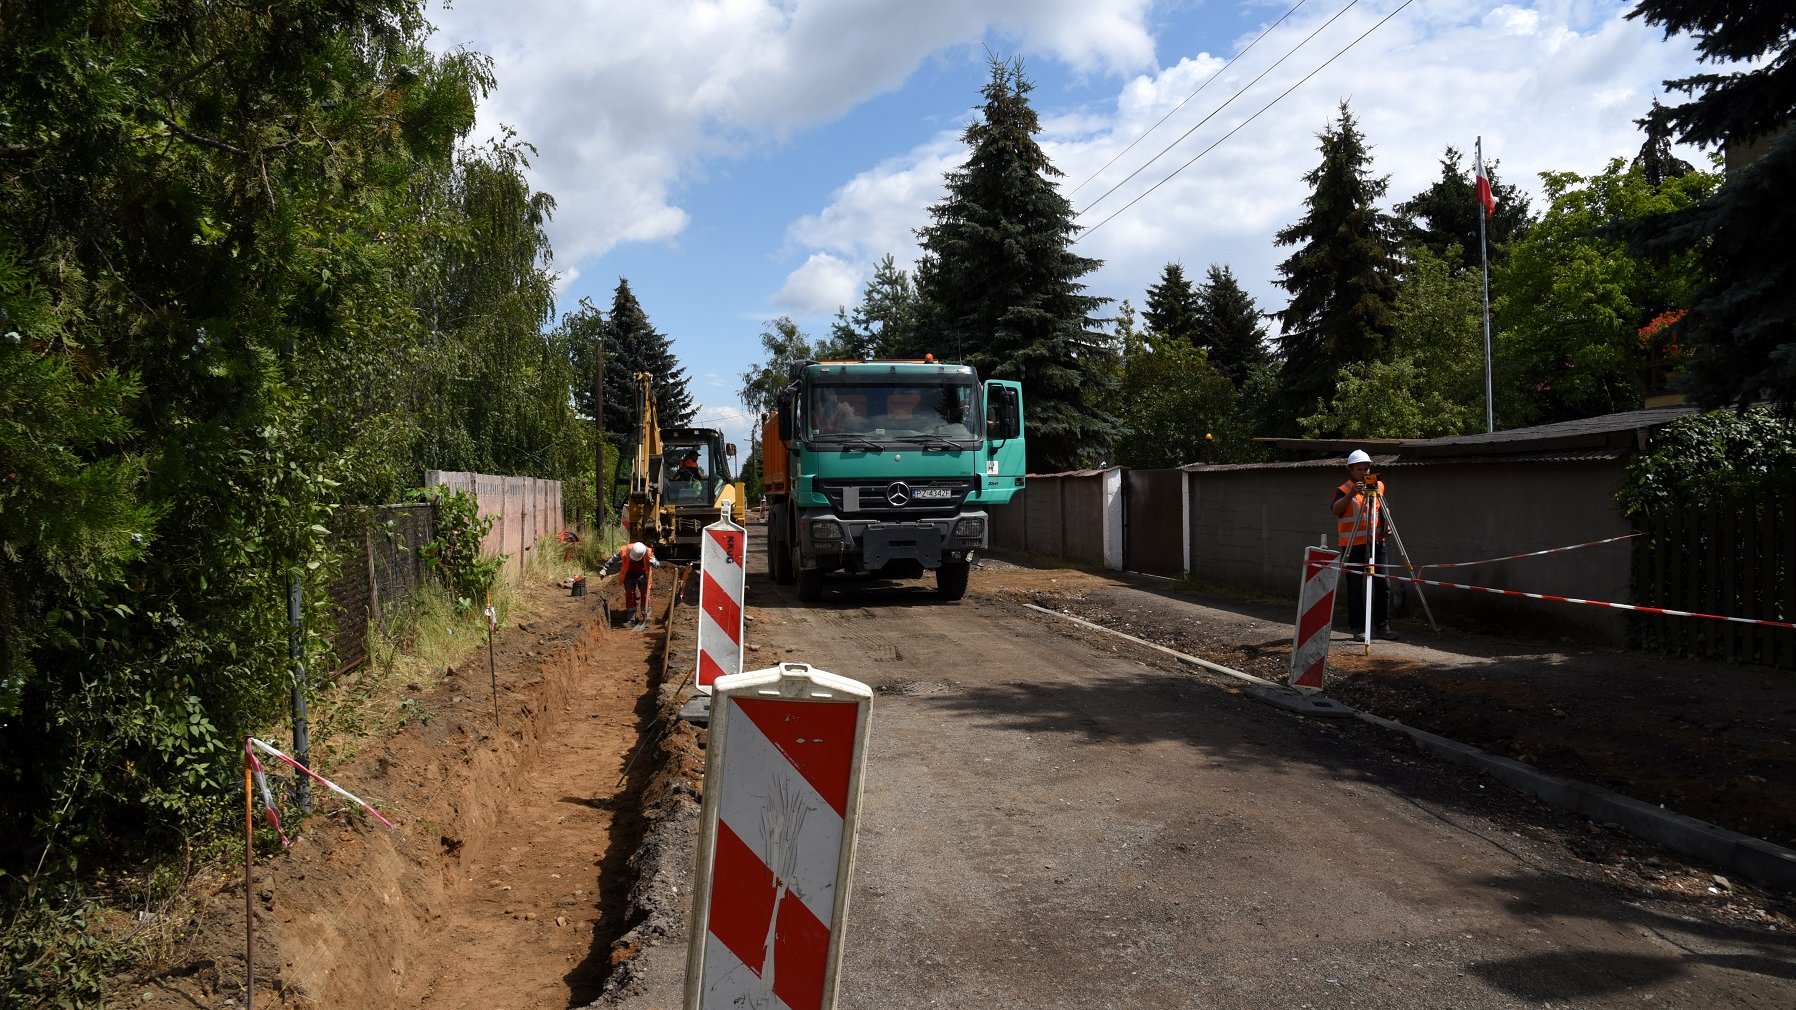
{"left": 1474, "top": 149, "right": 1497, "bottom": 217}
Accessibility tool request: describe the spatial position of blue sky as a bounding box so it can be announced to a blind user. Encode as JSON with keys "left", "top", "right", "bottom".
{"left": 424, "top": 0, "right": 1707, "bottom": 451}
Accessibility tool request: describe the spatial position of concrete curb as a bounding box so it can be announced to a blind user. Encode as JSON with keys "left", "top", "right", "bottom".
{"left": 1023, "top": 602, "right": 1796, "bottom": 893}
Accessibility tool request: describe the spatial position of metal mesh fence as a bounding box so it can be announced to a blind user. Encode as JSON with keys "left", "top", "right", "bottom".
{"left": 325, "top": 503, "right": 438, "bottom": 675}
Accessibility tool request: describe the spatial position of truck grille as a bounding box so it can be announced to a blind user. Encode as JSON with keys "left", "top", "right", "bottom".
{"left": 816, "top": 478, "right": 974, "bottom": 517}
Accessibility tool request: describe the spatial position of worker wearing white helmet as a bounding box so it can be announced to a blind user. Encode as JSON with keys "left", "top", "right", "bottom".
{"left": 1331, "top": 450, "right": 1395, "bottom": 640}
{"left": 598, "top": 541, "right": 662, "bottom": 622}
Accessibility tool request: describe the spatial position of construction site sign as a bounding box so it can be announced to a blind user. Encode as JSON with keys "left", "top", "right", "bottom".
{"left": 1290, "top": 546, "right": 1340, "bottom": 691}
{"left": 684, "top": 663, "right": 872, "bottom": 1010}
{"left": 695, "top": 508, "right": 747, "bottom": 694}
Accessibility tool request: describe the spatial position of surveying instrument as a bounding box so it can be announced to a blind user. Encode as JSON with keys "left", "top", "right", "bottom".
{"left": 1340, "top": 470, "right": 1437, "bottom": 653}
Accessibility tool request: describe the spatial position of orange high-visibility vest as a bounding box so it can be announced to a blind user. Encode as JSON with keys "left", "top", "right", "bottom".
{"left": 1335, "top": 479, "right": 1385, "bottom": 547}
{"left": 613, "top": 547, "right": 657, "bottom": 582}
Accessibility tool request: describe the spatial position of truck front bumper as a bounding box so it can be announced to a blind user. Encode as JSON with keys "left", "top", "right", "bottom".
{"left": 799, "top": 512, "right": 989, "bottom": 571}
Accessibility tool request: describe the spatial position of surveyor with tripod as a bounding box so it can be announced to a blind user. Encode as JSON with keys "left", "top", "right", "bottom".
{"left": 1332, "top": 450, "right": 1398, "bottom": 641}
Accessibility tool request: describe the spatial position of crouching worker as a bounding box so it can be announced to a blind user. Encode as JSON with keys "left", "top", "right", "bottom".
{"left": 598, "top": 541, "right": 662, "bottom": 624}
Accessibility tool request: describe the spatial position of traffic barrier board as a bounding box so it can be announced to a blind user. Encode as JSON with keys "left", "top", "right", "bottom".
{"left": 1290, "top": 547, "right": 1340, "bottom": 691}
{"left": 685, "top": 663, "right": 872, "bottom": 1010}
{"left": 695, "top": 508, "right": 747, "bottom": 694}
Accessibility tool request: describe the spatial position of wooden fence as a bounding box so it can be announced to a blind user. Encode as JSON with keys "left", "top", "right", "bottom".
{"left": 1632, "top": 490, "right": 1796, "bottom": 669}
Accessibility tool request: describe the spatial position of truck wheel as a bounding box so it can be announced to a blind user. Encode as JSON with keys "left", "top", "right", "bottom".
{"left": 935, "top": 561, "right": 970, "bottom": 601}
{"left": 796, "top": 565, "right": 825, "bottom": 602}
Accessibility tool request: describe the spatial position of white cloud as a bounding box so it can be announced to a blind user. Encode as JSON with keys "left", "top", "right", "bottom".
{"left": 774, "top": 253, "right": 862, "bottom": 315}
{"left": 778, "top": 1, "right": 1705, "bottom": 328}
{"left": 426, "top": 0, "right": 1160, "bottom": 272}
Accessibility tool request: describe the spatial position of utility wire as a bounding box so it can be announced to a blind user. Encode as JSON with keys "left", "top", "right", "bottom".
{"left": 1077, "top": 0, "right": 1362, "bottom": 219}
{"left": 1078, "top": 0, "right": 1416, "bottom": 241}
{"left": 1068, "top": 0, "right": 1311, "bottom": 198}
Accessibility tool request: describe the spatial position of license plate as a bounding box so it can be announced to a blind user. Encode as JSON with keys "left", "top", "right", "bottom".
{"left": 913, "top": 488, "right": 952, "bottom": 499}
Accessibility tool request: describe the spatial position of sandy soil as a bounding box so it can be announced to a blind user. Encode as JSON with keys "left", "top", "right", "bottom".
{"left": 117, "top": 573, "right": 671, "bottom": 1009}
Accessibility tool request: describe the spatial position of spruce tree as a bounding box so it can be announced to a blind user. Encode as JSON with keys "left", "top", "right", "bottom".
{"left": 1271, "top": 101, "right": 1401, "bottom": 432}
{"left": 826, "top": 254, "right": 924, "bottom": 360}
{"left": 1142, "top": 263, "right": 1202, "bottom": 350}
{"left": 1392, "top": 146, "right": 1533, "bottom": 267}
{"left": 1627, "top": 0, "right": 1796, "bottom": 411}
{"left": 915, "top": 56, "right": 1118, "bottom": 471}
{"left": 1195, "top": 264, "right": 1273, "bottom": 387}
{"left": 604, "top": 278, "right": 695, "bottom": 433}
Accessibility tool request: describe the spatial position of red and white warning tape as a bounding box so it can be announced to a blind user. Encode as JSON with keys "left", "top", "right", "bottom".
{"left": 1416, "top": 532, "right": 1642, "bottom": 571}
{"left": 1323, "top": 566, "right": 1796, "bottom": 630}
{"left": 246, "top": 737, "right": 396, "bottom": 845}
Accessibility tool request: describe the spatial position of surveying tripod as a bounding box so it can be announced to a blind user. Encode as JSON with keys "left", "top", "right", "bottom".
{"left": 1340, "top": 479, "right": 1438, "bottom": 653}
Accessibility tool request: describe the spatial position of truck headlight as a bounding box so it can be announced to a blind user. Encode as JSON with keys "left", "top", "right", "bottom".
{"left": 810, "top": 519, "right": 843, "bottom": 541}
{"left": 953, "top": 517, "right": 985, "bottom": 539}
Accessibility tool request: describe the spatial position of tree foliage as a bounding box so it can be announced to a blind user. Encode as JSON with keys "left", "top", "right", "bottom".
{"left": 1301, "top": 246, "right": 1488, "bottom": 438}
{"left": 1142, "top": 263, "right": 1202, "bottom": 350}
{"left": 1495, "top": 159, "right": 1716, "bottom": 424}
{"left": 1194, "top": 264, "right": 1273, "bottom": 387}
{"left": 1628, "top": 0, "right": 1796, "bottom": 412}
{"left": 1617, "top": 405, "right": 1796, "bottom": 516}
{"left": 828, "top": 254, "right": 925, "bottom": 360}
{"left": 0, "top": 4, "right": 594, "bottom": 981}
{"left": 915, "top": 56, "right": 1118, "bottom": 471}
{"left": 1392, "top": 146, "right": 1533, "bottom": 267}
{"left": 1271, "top": 102, "right": 1401, "bottom": 432}
{"left": 603, "top": 278, "right": 695, "bottom": 433}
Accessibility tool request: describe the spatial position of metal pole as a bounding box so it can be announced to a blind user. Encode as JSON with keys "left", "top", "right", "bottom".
{"left": 286, "top": 577, "right": 311, "bottom": 813}
{"left": 1364, "top": 491, "right": 1377, "bottom": 655}
{"left": 1379, "top": 500, "right": 1439, "bottom": 633}
{"left": 594, "top": 325, "right": 607, "bottom": 532}
{"left": 1479, "top": 136, "right": 1495, "bottom": 435}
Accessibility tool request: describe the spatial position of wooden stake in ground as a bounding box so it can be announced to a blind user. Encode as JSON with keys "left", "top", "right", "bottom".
{"left": 243, "top": 745, "right": 255, "bottom": 1010}
{"left": 484, "top": 591, "right": 500, "bottom": 724}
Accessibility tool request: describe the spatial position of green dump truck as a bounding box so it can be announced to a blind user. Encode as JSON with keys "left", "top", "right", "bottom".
{"left": 760, "top": 358, "right": 1026, "bottom": 601}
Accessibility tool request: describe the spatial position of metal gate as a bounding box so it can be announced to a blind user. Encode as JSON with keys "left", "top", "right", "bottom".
{"left": 1123, "top": 468, "right": 1185, "bottom": 577}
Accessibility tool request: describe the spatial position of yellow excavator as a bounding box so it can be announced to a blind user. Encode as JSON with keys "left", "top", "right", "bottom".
{"left": 622, "top": 372, "right": 746, "bottom": 562}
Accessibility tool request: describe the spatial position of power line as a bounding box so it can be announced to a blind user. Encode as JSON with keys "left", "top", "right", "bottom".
{"left": 1077, "top": 0, "right": 1416, "bottom": 241}
{"left": 1077, "top": 0, "right": 1362, "bottom": 219}
{"left": 1068, "top": 0, "right": 1311, "bottom": 198}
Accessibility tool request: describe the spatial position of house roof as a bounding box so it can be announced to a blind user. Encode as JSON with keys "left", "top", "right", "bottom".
{"left": 1253, "top": 405, "right": 1700, "bottom": 461}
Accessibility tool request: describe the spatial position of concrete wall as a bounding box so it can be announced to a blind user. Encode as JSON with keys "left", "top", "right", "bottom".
{"left": 989, "top": 458, "right": 1637, "bottom": 644}
{"left": 1186, "top": 459, "right": 1633, "bottom": 641}
{"left": 424, "top": 470, "right": 567, "bottom": 582}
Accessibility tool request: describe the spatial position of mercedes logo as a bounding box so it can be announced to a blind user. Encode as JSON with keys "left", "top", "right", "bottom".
{"left": 885, "top": 481, "right": 911, "bottom": 507}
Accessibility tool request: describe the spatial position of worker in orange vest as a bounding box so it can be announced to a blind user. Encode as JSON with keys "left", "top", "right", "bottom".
{"left": 598, "top": 541, "right": 662, "bottom": 624}
{"left": 1331, "top": 449, "right": 1396, "bottom": 640}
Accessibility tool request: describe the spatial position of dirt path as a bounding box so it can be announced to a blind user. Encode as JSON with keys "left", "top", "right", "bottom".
{"left": 117, "top": 575, "right": 669, "bottom": 1009}
{"left": 394, "top": 597, "right": 655, "bottom": 1010}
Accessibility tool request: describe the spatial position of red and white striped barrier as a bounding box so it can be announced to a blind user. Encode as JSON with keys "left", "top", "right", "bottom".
{"left": 245, "top": 737, "right": 396, "bottom": 843}
{"left": 1325, "top": 569, "right": 1796, "bottom": 630}
{"left": 1290, "top": 547, "right": 1341, "bottom": 691}
{"left": 1416, "top": 532, "right": 1641, "bottom": 571}
{"left": 696, "top": 508, "right": 748, "bottom": 694}
{"left": 685, "top": 664, "right": 872, "bottom": 1010}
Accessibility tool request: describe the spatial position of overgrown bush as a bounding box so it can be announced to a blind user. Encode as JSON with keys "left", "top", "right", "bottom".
{"left": 416, "top": 487, "right": 504, "bottom": 608}
{"left": 1616, "top": 405, "right": 1796, "bottom": 515}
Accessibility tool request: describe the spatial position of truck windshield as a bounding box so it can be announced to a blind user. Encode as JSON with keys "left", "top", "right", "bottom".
{"left": 807, "top": 382, "right": 980, "bottom": 441}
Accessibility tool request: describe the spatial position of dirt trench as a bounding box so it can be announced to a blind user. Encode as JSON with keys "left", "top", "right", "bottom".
{"left": 124, "top": 580, "right": 702, "bottom": 1010}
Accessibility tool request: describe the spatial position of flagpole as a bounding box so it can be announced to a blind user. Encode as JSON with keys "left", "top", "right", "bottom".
{"left": 1478, "top": 135, "right": 1494, "bottom": 434}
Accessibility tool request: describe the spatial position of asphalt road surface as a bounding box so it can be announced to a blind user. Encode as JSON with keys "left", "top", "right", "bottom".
{"left": 611, "top": 552, "right": 1796, "bottom": 1009}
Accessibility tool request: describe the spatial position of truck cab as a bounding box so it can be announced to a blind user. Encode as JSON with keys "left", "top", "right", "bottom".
{"left": 761, "top": 359, "right": 1025, "bottom": 601}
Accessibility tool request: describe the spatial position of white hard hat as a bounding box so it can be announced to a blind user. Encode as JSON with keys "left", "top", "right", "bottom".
{"left": 628, "top": 542, "right": 647, "bottom": 560}
{"left": 1346, "top": 450, "right": 1372, "bottom": 465}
